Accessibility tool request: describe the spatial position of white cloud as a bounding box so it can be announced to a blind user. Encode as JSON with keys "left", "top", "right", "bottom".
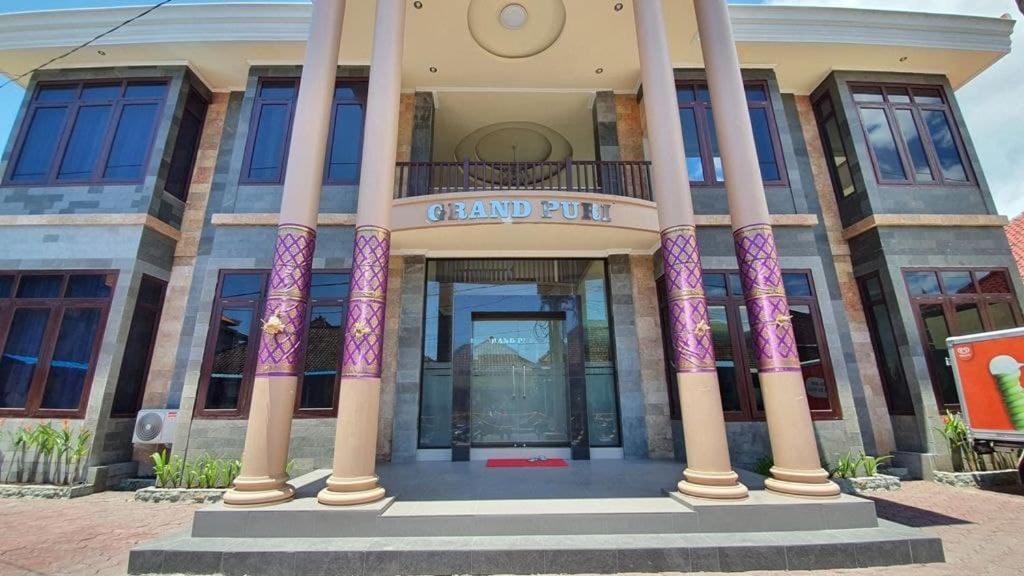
{"left": 760, "top": 0, "right": 1023, "bottom": 216}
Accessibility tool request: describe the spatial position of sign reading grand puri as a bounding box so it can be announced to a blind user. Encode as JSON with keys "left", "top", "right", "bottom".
{"left": 426, "top": 198, "right": 612, "bottom": 223}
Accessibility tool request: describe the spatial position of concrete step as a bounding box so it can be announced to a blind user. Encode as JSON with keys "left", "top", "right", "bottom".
{"left": 131, "top": 521, "right": 944, "bottom": 575}
{"left": 190, "top": 490, "right": 877, "bottom": 538}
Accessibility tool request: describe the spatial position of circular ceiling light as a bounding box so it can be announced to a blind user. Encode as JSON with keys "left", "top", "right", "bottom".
{"left": 499, "top": 3, "right": 528, "bottom": 30}
{"left": 468, "top": 0, "right": 567, "bottom": 59}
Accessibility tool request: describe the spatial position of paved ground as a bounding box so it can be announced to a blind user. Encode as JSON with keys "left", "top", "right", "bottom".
{"left": 0, "top": 481, "right": 1020, "bottom": 576}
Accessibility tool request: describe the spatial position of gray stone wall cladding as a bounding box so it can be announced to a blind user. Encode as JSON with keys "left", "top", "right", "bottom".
{"left": 390, "top": 257, "right": 426, "bottom": 463}
{"left": 811, "top": 71, "right": 997, "bottom": 228}
{"left": 165, "top": 65, "right": 374, "bottom": 465}
{"left": 608, "top": 255, "right": 654, "bottom": 459}
{"left": 0, "top": 66, "right": 212, "bottom": 229}
{"left": 849, "top": 226, "right": 1024, "bottom": 461}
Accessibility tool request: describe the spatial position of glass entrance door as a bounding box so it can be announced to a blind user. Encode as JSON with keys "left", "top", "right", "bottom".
{"left": 470, "top": 317, "right": 569, "bottom": 447}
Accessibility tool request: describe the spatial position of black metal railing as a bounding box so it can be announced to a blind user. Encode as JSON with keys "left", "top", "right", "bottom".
{"left": 394, "top": 159, "right": 653, "bottom": 201}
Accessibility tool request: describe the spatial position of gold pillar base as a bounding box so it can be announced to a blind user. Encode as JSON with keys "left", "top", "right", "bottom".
{"left": 317, "top": 474, "right": 387, "bottom": 506}
{"left": 223, "top": 476, "right": 295, "bottom": 507}
{"left": 678, "top": 468, "right": 749, "bottom": 500}
{"left": 765, "top": 466, "right": 840, "bottom": 498}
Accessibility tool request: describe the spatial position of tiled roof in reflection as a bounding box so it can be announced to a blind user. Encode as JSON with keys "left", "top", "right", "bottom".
{"left": 1006, "top": 212, "right": 1024, "bottom": 280}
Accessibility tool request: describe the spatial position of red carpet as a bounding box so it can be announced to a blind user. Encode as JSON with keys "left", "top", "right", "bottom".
{"left": 486, "top": 458, "right": 568, "bottom": 468}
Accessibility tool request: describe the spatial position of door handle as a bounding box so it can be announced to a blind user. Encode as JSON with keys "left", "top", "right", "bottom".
{"left": 522, "top": 366, "right": 528, "bottom": 398}
{"left": 511, "top": 365, "right": 517, "bottom": 398}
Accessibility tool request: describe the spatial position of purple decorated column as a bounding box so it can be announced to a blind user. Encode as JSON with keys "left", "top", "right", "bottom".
{"left": 694, "top": 0, "right": 838, "bottom": 497}
{"left": 223, "top": 0, "right": 347, "bottom": 507}
{"left": 635, "top": 0, "right": 747, "bottom": 500}
{"left": 318, "top": 0, "right": 405, "bottom": 506}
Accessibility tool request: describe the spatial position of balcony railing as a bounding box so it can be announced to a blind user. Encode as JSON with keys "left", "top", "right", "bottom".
{"left": 394, "top": 160, "right": 653, "bottom": 201}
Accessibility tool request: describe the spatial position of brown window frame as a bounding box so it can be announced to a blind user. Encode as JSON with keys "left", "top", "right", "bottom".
{"left": 2, "top": 79, "right": 170, "bottom": 187}
{"left": 195, "top": 269, "right": 351, "bottom": 420}
{"left": 812, "top": 92, "right": 858, "bottom": 200}
{"left": 238, "top": 77, "right": 368, "bottom": 186}
{"left": 903, "top": 267, "right": 1023, "bottom": 411}
{"left": 857, "top": 272, "right": 915, "bottom": 415}
{"left": 676, "top": 79, "right": 789, "bottom": 187}
{"left": 109, "top": 275, "right": 167, "bottom": 418}
{"left": 657, "top": 269, "right": 841, "bottom": 422}
{"left": 0, "top": 271, "right": 117, "bottom": 419}
{"left": 849, "top": 83, "right": 975, "bottom": 187}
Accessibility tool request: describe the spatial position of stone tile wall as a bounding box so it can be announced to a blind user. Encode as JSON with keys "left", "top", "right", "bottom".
{"left": 628, "top": 254, "right": 674, "bottom": 459}
{"left": 614, "top": 95, "right": 644, "bottom": 162}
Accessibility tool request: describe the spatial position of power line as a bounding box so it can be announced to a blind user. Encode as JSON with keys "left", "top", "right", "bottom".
{"left": 0, "top": 0, "right": 175, "bottom": 91}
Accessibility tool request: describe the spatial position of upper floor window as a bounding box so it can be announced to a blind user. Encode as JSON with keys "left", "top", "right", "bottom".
{"left": 5, "top": 80, "right": 167, "bottom": 186}
{"left": 196, "top": 270, "right": 350, "bottom": 419}
{"left": 813, "top": 94, "right": 857, "bottom": 198}
{"left": 0, "top": 271, "right": 115, "bottom": 418}
{"left": 676, "top": 81, "right": 787, "bottom": 186}
{"left": 851, "top": 84, "right": 972, "bottom": 186}
{"left": 657, "top": 270, "right": 841, "bottom": 421}
{"left": 240, "top": 78, "right": 367, "bottom": 185}
{"left": 164, "top": 86, "right": 209, "bottom": 201}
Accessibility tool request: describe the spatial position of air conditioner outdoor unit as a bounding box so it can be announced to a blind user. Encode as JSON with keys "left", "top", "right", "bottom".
{"left": 132, "top": 409, "right": 178, "bottom": 444}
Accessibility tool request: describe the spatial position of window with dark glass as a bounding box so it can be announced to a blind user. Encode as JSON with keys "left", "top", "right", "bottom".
{"left": 110, "top": 276, "right": 167, "bottom": 417}
{"left": 903, "top": 268, "right": 1022, "bottom": 409}
{"left": 0, "top": 271, "right": 115, "bottom": 417}
{"left": 851, "top": 84, "right": 971, "bottom": 185}
{"left": 164, "top": 86, "right": 209, "bottom": 201}
{"left": 858, "top": 273, "right": 914, "bottom": 414}
{"left": 813, "top": 94, "right": 858, "bottom": 198}
{"left": 5, "top": 80, "right": 167, "bottom": 186}
{"left": 657, "top": 270, "right": 839, "bottom": 421}
{"left": 676, "top": 81, "right": 787, "bottom": 185}
{"left": 197, "top": 270, "right": 350, "bottom": 418}
{"left": 240, "top": 78, "right": 367, "bottom": 185}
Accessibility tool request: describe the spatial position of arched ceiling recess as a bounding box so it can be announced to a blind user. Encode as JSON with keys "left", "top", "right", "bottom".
{"left": 454, "top": 121, "right": 574, "bottom": 186}
{"left": 467, "top": 0, "right": 568, "bottom": 59}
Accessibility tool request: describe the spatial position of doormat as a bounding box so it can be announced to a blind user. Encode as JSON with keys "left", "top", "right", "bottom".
{"left": 486, "top": 458, "right": 569, "bottom": 468}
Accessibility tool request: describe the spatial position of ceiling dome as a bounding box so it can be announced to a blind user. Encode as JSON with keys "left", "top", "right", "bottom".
{"left": 468, "top": 0, "right": 567, "bottom": 59}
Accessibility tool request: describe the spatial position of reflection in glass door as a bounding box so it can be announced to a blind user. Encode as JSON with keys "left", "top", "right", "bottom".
{"left": 470, "top": 318, "right": 568, "bottom": 447}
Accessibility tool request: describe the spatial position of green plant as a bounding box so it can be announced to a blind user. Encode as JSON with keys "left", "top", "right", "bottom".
{"left": 54, "top": 420, "right": 74, "bottom": 485}
{"left": 830, "top": 451, "right": 863, "bottom": 479}
{"left": 286, "top": 458, "right": 296, "bottom": 478}
{"left": 33, "top": 421, "right": 58, "bottom": 459}
{"left": 754, "top": 454, "right": 774, "bottom": 477}
{"left": 151, "top": 449, "right": 184, "bottom": 488}
{"left": 859, "top": 453, "right": 894, "bottom": 477}
{"left": 69, "top": 428, "right": 91, "bottom": 485}
{"left": 936, "top": 410, "right": 980, "bottom": 472}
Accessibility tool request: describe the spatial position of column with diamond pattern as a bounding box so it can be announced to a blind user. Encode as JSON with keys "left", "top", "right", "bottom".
{"left": 635, "top": 0, "right": 747, "bottom": 500}
{"left": 318, "top": 0, "right": 405, "bottom": 506}
{"left": 694, "top": 0, "right": 838, "bottom": 497}
{"left": 223, "top": 0, "right": 347, "bottom": 507}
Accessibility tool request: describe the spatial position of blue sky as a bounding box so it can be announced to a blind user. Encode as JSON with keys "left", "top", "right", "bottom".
{"left": 0, "top": 0, "right": 1020, "bottom": 216}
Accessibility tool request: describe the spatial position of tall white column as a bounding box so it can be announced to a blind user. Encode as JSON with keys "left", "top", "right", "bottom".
{"left": 693, "top": 0, "right": 839, "bottom": 498}
{"left": 318, "top": 0, "right": 406, "bottom": 506}
{"left": 634, "top": 0, "right": 747, "bottom": 500}
{"left": 223, "top": 0, "right": 348, "bottom": 507}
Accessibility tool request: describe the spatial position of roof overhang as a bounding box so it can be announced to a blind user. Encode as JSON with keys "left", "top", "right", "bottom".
{"left": 0, "top": 1, "right": 1013, "bottom": 94}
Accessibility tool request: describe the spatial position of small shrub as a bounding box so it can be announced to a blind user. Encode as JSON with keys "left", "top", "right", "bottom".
{"left": 860, "top": 453, "right": 893, "bottom": 477}
{"left": 754, "top": 454, "right": 774, "bottom": 476}
{"left": 830, "top": 451, "right": 862, "bottom": 479}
